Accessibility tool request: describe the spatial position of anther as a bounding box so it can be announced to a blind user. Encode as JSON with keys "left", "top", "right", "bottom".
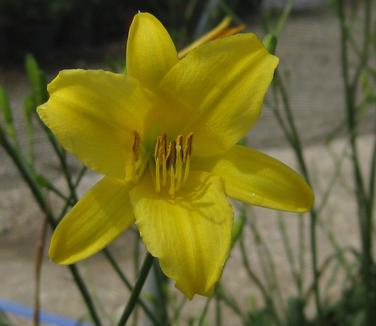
{"left": 166, "top": 140, "right": 176, "bottom": 169}
{"left": 175, "top": 136, "right": 183, "bottom": 190}
{"left": 132, "top": 131, "right": 140, "bottom": 162}
{"left": 183, "top": 133, "right": 193, "bottom": 163}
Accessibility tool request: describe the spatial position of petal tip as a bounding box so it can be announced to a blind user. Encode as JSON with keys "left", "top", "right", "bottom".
{"left": 298, "top": 184, "right": 315, "bottom": 213}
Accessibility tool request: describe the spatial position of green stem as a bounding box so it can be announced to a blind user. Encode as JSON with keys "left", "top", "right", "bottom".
{"left": 239, "top": 237, "right": 280, "bottom": 324}
{"left": 216, "top": 286, "right": 247, "bottom": 324}
{"left": 117, "top": 253, "right": 154, "bottom": 326}
{"left": 277, "top": 216, "right": 301, "bottom": 295}
{"left": 37, "top": 118, "right": 78, "bottom": 199}
{"left": 198, "top": 296, "right": 212, "bottom": 326}
{"left": 249, "top": 215, "right": 285, "bottom": 317}
{"left": 0, "top": 125, "right": 102, "bottom": 326}
{"left": 215, "top": 292, "right": 222, "bottom": 326}
{"left": 132, "top": 232, "right": 140, "bottom": 326}
{"left": 68, "top": 265, "right": 102, "bottom": 326}
{"left": 298, "top": 215, "right": 305, "bottom": 298}
{"left": 337, "top": 1, "right": 374, "bottom": 324}
{"left": 101, "top": 250, "right": 160, "bottom": 325}
{"left": 273, "top": 74, "right": 322, "bottom": 319}
{"left": 152, "top": 262, "right": 169, "bottom": 325}
{"left": 171, "top": 298, "right": 186, "bottom": 324}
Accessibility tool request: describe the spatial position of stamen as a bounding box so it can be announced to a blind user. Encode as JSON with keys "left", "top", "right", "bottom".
{"left": 169, "top": 166, "right": 175, "bottom": 196}
{"left": 152, "top": 133, "right": 193, "bottom": 196}
{"left": 155, "top": 158, "right": 161, "bottom": 192}
{"left": 175, "top": 135, "right": 183, "bottom": 190}
{"left": 183, "top": 158, "right": 191, "bottom": 184}
{"left": 166, "top": 140, "right": 176, "bottom": 169}
{"left": 183, "top": 133, "right": 193, "bottom": 183}
{"left": 132, "top": 131, "right": 140, "bottom": 162}
{"left": 161, "top": 134, "right": 167, "bottom": 186}
{"left": 183, "top": 133, "right": 193, "bottom": 163}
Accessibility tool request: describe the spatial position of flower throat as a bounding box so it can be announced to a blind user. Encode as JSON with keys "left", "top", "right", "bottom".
{"left": 131, "top": 131, "right": 193, "bottom": 196}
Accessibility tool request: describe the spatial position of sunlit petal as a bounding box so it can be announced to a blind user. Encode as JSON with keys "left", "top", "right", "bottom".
{"left": 130, "top": 172, "right": 233, "bottom": 298}
{"left": 127, "top": 12, "right": 178, "bottom": 89}
{"left": 49, "top": 177, "right": 134, "bottom": 265}
{"left": 160, "top": 34, "right": 278, "bottom": 156}
{"left": 37, "top": 69, "right": 151, "bottom": 178}
{"left": 196, "top": 145, "right": 314, "bottom": 212}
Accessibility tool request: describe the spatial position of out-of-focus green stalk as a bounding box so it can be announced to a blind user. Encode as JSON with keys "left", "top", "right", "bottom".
{"left": 215, "top": 292, "right": 222, "bottom": 326}
{"left": 198, "top": 296, "right": 212, "bottom": 326}
{"left": 0, "top": 86, "right": 19, "bottom": 149}
{"left": 277, "top": 216, "right": 302, "bottom": 295}
{"left": 337, "top": 1, "right": 375, "bottom": 324}
{"left": 215, "top": 285, "right": 247, "bottom": 324}
{"left": 248, "top": 215, "right": 285, "bottom": 317}
{"left": 316, "top": 144, "right": 348, "bottom": 215}
{"left": 132, "top": 232, "right": 140, "bottom": 326}
{"left": 102, "top": 250, "right": 160, "bottom": 325}
{"left": 317, "top": 218, "right": 353, "bottom": 276}
{"left": 171, "top": 298, "right": 186, "bottom": 324}
{"left": 117, "top": 253, "right": 154, "bottom": 326}
{"left": 231, "top": 210, "right": 246, "bottom": 248}
{"left": 272, "top": 73, "right": 322, "bottom": 319}
{"left": 297, "top": 215, "right": 305, "bottom": 299}
{"left": 239, "top": 236, "right": 280, "bottom": 324}
{"left": 304, "top": 247, "right": 358, "bottom": 302}
{"left": 152, "top": 262, "right": 169, "bottom": 325}
{"left": 262, "top": 2, "right": 323, "bottom": 317}
{"left": 0, "top": 124, "right": 102, "bottom": 326}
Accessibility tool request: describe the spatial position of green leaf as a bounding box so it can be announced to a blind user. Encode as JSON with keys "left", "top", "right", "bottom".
{"left": 35, "top": 174, "right": 52, "bottom": 188}
{"left": 231, "top": 210, "right": 246, "bottom": 248}
{"left": 0, "top": 85, "right": 17, "bottom": 144}
{"left": 23, "top": 94, "right": 35, "bottom": 163}
{"left": 263, "top": 34, "right": 278, "bottom": 54}
{"left": 25, "top": 54, "right": 48, "bottom": 106}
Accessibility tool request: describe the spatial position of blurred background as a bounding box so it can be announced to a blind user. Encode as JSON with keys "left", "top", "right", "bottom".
{"left": 0, "top": 0, "right": 375, "bottom": 325}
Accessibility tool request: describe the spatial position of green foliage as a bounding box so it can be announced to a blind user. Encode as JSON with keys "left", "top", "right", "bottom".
{"left": 0, "top": 311, "right": 11, "bottom": 326}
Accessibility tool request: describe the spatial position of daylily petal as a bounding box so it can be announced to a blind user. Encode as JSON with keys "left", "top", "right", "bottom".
{"left": 130, "top": 172, "right": 233, "bottom": 298}
{"left": 127, "top": 12, "right": 178, "bottom": 89}
{"left": 178, "top": 17, "right": 245, "bottom": 58}
{"left": 37, "top": 69, "right": 151, "bottom": 178}
{"left": 49, "top": 177, "right": 134, "bottom": 265}
{"left": 196, "top": 145, "right": 314, "bottom": 212}
{"left": 160, "top": 34, "right": 279, "bottom": 156}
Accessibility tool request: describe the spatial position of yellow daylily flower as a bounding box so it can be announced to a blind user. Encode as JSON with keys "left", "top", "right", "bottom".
{"left": 37, "top": 12, "right": 313, "bottom": 299}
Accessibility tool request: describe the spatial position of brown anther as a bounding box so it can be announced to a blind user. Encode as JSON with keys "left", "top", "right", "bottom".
{"left": 176, "top": 135, "right": 184, "bottom": 160}
{"left": 161, "top": 133, "right": 167, "bottom": 154}
{"left": 132, "top": 131, "right": 140, "bottom": 161}
{"left": 157, "top": 137, "right": 165, "bottom": 162}
{"left": 183, "top": 133, "right": 193, "bottom": 162}
{"left": 166, "top": 140, "right": 176, "bottom": 169}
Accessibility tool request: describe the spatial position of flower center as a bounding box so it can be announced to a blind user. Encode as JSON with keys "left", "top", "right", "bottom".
{"left": 130, "top": 131, "right": 193, "bottom": 196}
{"left": 153, "top": 132, "right": 193, "bottom": 196}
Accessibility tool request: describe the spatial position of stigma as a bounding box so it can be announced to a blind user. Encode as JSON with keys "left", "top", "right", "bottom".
{"left": 154, "top": 132, "right": 193, "bottom": 196}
